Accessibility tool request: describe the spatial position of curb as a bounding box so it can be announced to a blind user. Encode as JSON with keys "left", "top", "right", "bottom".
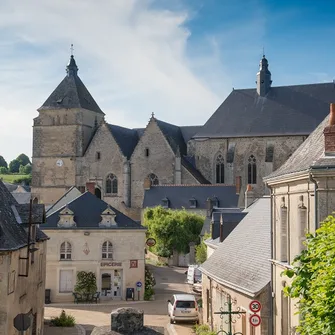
{"left": 76, "top": 324, "right": 86, "bottom": 335}
{"left": 165, "top": 323, "right": 178, "bottom": 335}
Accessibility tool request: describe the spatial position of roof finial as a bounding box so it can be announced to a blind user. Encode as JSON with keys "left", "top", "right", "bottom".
{"left": 70, "top": 43, "right": 74, "bottom": 56}
{"left": 66, "top": 45, "right": 78, "bottom": 77}
{"left": 262, "top": 46, "right": 265, "bottom": 58}
{"left": 151, "top": 112, "right": 155, "bottom": 118}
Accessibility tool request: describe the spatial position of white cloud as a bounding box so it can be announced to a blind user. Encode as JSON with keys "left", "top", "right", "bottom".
{"left": 0, "top": 0, "right": 230, "bottom": 162}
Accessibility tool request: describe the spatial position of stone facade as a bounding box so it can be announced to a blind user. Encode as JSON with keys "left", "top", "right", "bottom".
{"left": 201, "top": 275, "right": 271, "bottom": 335}
{"left": 44, "top": 229, "right": 145, "bottom": 303}
{"left": 0, "top": 240, "right": 47, "bottom": 335}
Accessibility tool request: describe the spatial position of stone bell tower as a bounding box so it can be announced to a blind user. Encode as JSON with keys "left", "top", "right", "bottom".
{"left": 31, "top": 52, "right": 105, "bottom": 205}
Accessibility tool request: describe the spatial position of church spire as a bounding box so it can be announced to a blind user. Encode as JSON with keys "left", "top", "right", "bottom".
{"left": 66, "top": 44, "right": 78, "bottom": 77}
{"left": 256, "top": 54, "right": 272, "bottom": 96}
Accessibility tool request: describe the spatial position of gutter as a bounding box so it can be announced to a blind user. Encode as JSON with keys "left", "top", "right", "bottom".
{"left": 308, "top": 169, "right": 319, "bottom": 231}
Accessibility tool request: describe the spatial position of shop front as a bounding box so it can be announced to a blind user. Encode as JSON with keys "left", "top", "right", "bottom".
{"left": 100, "top": 261, "right": 123, "bottom": 299}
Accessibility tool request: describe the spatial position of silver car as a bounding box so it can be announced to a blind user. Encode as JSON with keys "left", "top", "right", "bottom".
{"left": 167, "top": 294, "right": 199, "bottom": 324}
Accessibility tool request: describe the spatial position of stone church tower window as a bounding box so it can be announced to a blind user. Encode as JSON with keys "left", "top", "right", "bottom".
{"left": 215, "top": 154, "right": 225, "bottom": 183}
{"left": 248, "top": 155, "right": 257, "bottom": 184}
{"left": 148, "top": 173, "right": 159, "bottom": 186}
{"left": 106, "top": 174, "right": 118, "bottom": 194}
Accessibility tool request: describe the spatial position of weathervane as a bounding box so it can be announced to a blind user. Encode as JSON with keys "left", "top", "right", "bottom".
{"left": 70, "top": 43, "right": 74, "bottom": 56}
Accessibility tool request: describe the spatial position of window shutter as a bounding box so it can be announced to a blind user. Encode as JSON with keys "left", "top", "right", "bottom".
{"left": 280, "top": 198, "right": 288, "bottom": 262}
{"left": 298, "top": 196, "right": 307, "bottom": 253}
{"left": 59, "top": 270, "right": 73, "bottom": 292}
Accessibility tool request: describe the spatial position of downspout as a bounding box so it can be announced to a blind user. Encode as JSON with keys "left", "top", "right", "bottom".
{"left": 308, "top": 169, "right": 318, "bottom": 231}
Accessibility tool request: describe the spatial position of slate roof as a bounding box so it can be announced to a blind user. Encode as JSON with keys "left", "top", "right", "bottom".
{"left": 195, "top": 83, "right": 335, "bottom": 138}
{"left": 0, "top": 180, "right": 48, "bottom": 251}
{"left": 107, "top": 124, "right": 140, "bottom": 159}
{"left": 200, "top": 197, "right": 271, "bottom": 296}
{"left": 265, "top": 114, "right": 335, "bottom": 180}
{"left": 46, "top": 186, "right": 82, "bottom": 215}
{"left": 181, "top": 157, "right": 210, "bottom": 184}
{"left": 12, "top": 193, "right": 31, "bottom": 204}
{"left": 38, "top": 56, "right": 104, "bottom": 114}
{"left": 180, "top": 126, "right": 202, "bottom": 145}
{"left": 44, "top": 191, "right": 145, "bottom": 230}
{"left": 143, "top": 185, "right": 239, "bottom": 209}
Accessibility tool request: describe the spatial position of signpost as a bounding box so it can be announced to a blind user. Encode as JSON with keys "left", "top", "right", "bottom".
{"left": 136, "top": 281, "right": 142, "bottom": 301}
{"left": 249, "top": 299, "right": 262, "bottom": 328}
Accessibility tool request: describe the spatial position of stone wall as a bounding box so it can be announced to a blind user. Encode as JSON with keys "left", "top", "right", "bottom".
{"left": 0, "top": 240, "right": 47, "bottom": 335}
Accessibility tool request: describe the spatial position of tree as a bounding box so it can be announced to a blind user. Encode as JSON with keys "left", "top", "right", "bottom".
{"left": 195, "top": 233, "right": 211, "bottom": 264}
{"left": 9, "top": 154, "right": 31, "bottom": 173}
{"left": 143, "top": 207, "right": 204, "bottom": 257}
{"left": 19, "top": 164, "right": 32, "bottom": 175}
{"left": 0, "top": 155, "right": 7, "bottom": 168}
{"left": 0, "top": 167, "right": 8, "bottom": 174}
{"left": 283, "top": 214, "right": 335, "bottom": 335}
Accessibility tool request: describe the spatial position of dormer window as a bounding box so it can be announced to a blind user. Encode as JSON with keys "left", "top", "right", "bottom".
{"left": 162, "top": 197, "right": 169, "bottom": 209}
{"left": 57, "top": 206, "right": 76, "bottom": 228}
{"left": 189, "top": 198, "right": 197, "bottom": 209}
{"left": 100, "top": 206, "right": 117, "bottom": 227}
{"left": 212, "top": 197, "right": 219, "bottom": 208}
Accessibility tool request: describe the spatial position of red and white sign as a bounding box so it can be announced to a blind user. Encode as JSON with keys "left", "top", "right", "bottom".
{"left": 249, "top": 300, "right": 262, "bottom": 313}
{"left": 249, "top": 314, "right": 261, "bottom": 327}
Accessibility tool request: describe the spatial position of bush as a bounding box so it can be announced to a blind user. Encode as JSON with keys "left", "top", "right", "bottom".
{"left": 74, "top": 271, "right": 97, "bottom": 295}
{"left": 144, "top": 266, "right": 156, "bottom": 300}
{"left": 144, "top": 287, "right": 154, "bottom": 301}
{"left": 193, "top": 324, "right": 216, "bottom": 335}
{"left": 12, "top": 175, "right": 31, "bottom": 185}
{"left": 50, "top": 310, "right": 76, "bottom": 327}
{"left": 0, "top": 167, "right": 8, "bottom": 174}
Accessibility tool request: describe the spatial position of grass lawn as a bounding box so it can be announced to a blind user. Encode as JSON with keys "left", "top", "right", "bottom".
{"left": 0, "top": 174, "right": 28, "bottom": 183}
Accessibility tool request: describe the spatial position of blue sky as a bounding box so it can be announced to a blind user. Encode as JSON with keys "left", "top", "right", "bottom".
{"left": 0, "top": 0, "right": 334, "bottom": 162}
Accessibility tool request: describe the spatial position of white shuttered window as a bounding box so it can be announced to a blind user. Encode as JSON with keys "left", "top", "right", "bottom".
{"left": 280, "top": 197, "right": 288, "bottom": 262}
{"left": 59, "top": 270, "right": 73, "bottom": 293}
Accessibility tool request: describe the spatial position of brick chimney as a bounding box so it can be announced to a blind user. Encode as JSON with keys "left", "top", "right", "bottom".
{"left": 235, "top": 176, "right": 241, "bottom": 194}
{"left": 245, "top": 184, "right": 254, "bottom": 208}
{"left": 86, "top": 182, "right": 95, "bottom": 195}
{"left": 324, "top": 103, "right": 335, "bottom": 155}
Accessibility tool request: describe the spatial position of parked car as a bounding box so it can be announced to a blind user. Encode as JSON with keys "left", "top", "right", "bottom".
{"left": 186, "top": 265, "right": 202, "bottom": 284}
{"left": 167, "top": 294, "right": 199, "bottom": 324}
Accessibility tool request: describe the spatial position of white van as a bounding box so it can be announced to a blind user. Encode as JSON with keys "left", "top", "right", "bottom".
{"left": 186, "top": 265, "right": 202, "bottom": 284}
{"left": 167, "top": 294, "right": 199, "bottom": 324}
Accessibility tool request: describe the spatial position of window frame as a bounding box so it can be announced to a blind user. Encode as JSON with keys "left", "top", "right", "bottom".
{"left": 247, "top": 155, "right": 257, "bottom": 184}
{"left": 102, "top": 241, "right": 113, "bottom": 259}
{"left": 60, "top": 241, "right": 72, "bottom": 261}
{"left": 148, "top": 173, "right": 159, "bottom": 186}
{"left": 215, "top": 154, "right": 225, "bottom": 183}
{"left": 106, "top": 174, "right": 118, "bottom": 194}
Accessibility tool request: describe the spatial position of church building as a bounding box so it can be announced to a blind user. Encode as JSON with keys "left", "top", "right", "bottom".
{"left": 31, "top": 53, "right": 335, "bottom": 220}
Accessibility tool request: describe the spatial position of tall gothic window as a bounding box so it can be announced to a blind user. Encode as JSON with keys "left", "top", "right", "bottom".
{"left": 215, "top": 154, "right": 225, "bottom": 183}
{"left": 102, "top": 241, "right": 113, "bottom": 259}
{"left": 148, "top": 173, "right": 159, "bottom": 186}
{"left": 106, "top": 174, "right": 118, "bottom": 194}
{"left": 248, "top": 155, "right": 257, "bottom": 184}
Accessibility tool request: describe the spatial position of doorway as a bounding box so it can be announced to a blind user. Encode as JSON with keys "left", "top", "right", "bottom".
{"left": 101, "top": 270, "right": 122, "bottom": 299}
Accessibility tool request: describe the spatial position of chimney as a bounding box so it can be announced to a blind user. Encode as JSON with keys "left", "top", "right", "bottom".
{"left": 143, "top": 177, "right": 151, "bottom": 190}
{"left": 235, "top": 176, "right": 241, "bottom": 194}
{"left": 324, "top": 103, "right": 335, "bottom": 155}
{"left": 86, "top": 182, "right": 95, "bottom": 195}
{"left": 210, "top": 213, "right": 215, "bottom": 240}
{"left": 219, "top": 214, "right": 224, "bottom": 243}
{"left": 206, "top": 198, "right": 213, "bottom": 217}
{"left": 245, "top": 184, "right": 255, "bottom": 208}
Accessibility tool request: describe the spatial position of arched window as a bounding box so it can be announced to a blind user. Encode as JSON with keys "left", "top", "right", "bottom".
{"left": 60, "top": 242, "right": 72, "bottom": 260}
{"left": 95, "top": 188, "right": 102, "bottom": 199}
{"left": 106, "top": 174, "right": 118, "bottom": 194}
{"left": 33, "top": 197, "right": 38, "bottom": 204}
{"left": 215, "top": 154, "right": 225, "bottom": 183}
{"left": 148, "top": 173, "right": 159, "bottom": 186}
{"left": 102, "top": 241, "right": 113, "bottom": 259}
{"left": 248, "top": 155, "right": 257, "bottom": 184}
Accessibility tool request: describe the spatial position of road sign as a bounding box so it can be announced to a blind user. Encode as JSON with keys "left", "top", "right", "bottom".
{"left": 146, "top": 238, "right": 156, "bottom": 247}
{"left": 249, "top": 314, "right": 261, "bottom": 327}
{"left": 136, "top": 281, "right": 142, "bottom": 288}
{"left": 249, "top": 300, "right": 262, "bottom": 313}
{"left": 136, "top": 287, "right": 141, "bottom": 292}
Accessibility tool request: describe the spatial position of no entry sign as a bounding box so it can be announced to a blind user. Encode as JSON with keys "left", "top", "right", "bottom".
{"left": 249, "top": 300, "right": 262, "bottom": 313}
{"left": 249, "top": 314, "right": 261, "bottom": 327}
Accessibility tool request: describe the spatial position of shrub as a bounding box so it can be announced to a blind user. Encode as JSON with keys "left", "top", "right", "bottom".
{"left": 74, "top": 271, "right": 97, "bottom": 295}
{"left": 0, "top": 167, "right": 8, "bottom": 174}
{"left": 144, "top": 266, "right": 156, "bottom": 300}
{"left": 144, "top": 287, "right": 154, "bottom": 300}
{"left": 193, "top": 324, "right": 216, "bottom": 335}
{"left": 12, "top": 175, "right": 31, "bottom": 185}
{"left": 50, "top": 310, "right": 75, "bottom": 327}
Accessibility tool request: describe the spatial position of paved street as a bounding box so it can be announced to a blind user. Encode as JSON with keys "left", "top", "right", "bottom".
{"left": 45, "top": 265, "right": 194, "bottom": 335}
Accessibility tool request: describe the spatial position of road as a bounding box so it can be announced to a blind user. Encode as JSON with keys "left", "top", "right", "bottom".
{"left": 44, "top": 265, "right": 194, "bottom": 334}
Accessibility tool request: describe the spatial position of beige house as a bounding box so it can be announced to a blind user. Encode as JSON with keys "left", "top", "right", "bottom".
{"left": 0, "top": 180, "right": 48, "bottom": 335}
{"left": 200, "top": 197, "right": 271, "bottom": 335}
{"left": 264, "top": 103, "right": 335, "bottom": 334}
{"left": 42, "top": 189, "right": 146, "bottom": 303}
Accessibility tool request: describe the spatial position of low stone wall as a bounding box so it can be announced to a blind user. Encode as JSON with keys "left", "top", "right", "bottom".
{"left": 146, "top": 250, "right": 170, "bottom": 265}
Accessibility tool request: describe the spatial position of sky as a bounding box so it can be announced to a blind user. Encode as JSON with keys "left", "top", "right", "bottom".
{"left": 0, "top": 0, "right": 335, "bottom": 162}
